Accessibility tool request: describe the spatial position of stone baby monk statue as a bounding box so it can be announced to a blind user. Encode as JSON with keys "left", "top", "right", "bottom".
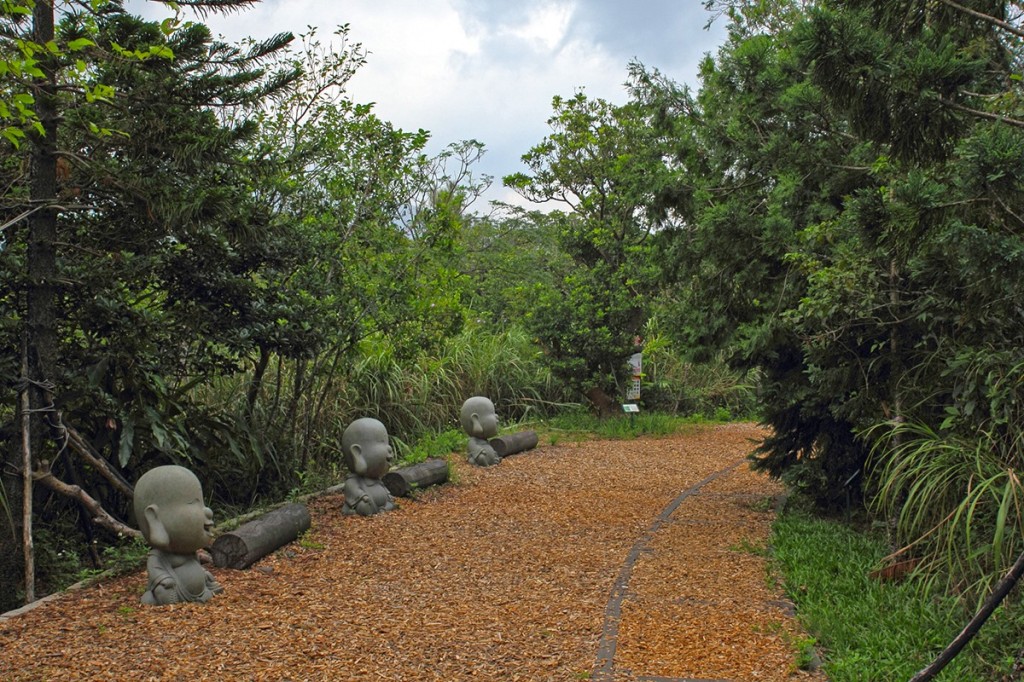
{"left": 134, "top": 465, "right": 223, "bottom": 606}
{"left": 460, "top": 396, "right": 501, "bottom": 467}
{"left": 341, "top": 417, "right": 397, "bottom": 516}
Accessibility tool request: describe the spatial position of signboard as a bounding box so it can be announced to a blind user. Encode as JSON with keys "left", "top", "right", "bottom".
{"left": 626, "top": 352, "right": 642, "bottom": 400}
{"left": 626, "top": 378, "right": 641, "bottom": 400}
{"left": 622, "top": 403, "right": 640, "bottom": 413}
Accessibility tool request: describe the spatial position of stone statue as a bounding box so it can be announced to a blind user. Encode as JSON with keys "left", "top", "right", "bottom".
{"left": 341, "top": 417, "right": 397, "bottom": 516}
{"left": 134, "top": 465, "right": 223, "bottom": 606}
{"left": 460, "top": 396, "right": 501, "bottom": 466}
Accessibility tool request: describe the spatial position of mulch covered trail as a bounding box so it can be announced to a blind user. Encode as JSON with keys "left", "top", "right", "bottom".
{"left": 0, "top": 423, "right": 826, "bottom": 681}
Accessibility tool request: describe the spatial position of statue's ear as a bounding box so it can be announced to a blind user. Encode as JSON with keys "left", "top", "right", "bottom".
{"left": 350, "top": 444, "right": 367, "bottom": 475}
{"left": 470, "top": 413, "right": 483, "bottom": 436}
{"left": 144, "top": 505, "right": 169, "bottom": 548}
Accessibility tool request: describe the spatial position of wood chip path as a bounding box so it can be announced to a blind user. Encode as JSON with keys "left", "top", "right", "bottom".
{"left": 0, "top": 423, "right": 827, "bottom": 681}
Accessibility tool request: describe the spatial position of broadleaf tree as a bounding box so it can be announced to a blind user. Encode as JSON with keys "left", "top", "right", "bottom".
{"left": 0, "top": 0, "right": 299, "bottom": 610}
{"left": 506, "top": 91, "right": 674, "bottom": 414}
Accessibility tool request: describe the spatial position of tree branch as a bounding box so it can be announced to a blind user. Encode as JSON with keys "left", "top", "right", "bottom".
{"left": 32, "top": 464, "right": 141, "bottom": 541}
{"left": 938, "top": 0, "right": 1024, "bottom": 40}
{"left": 938, "top": 97, "right": 1024, "bottom": 129}
{"left": 55, "top": 414, "right": 135, "bottom": 500}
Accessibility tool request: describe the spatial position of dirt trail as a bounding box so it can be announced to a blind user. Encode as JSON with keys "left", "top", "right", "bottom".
{"left": 0, "top": 423, "right": 826, "bottom": 681}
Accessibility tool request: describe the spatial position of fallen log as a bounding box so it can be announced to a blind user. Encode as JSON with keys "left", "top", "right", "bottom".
{"left": 490, "top": 430, "right": 539, "bottom": 458}
{"left": 210, "top": 503, "right": 311, "bottom": 569}
{"left": 382, "top": 459, "right": 449, "bottom": 497}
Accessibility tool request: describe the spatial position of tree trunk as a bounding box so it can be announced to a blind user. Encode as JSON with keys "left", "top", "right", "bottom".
{"left": 210, "top": 503, "right": 311, "bottom": 569}
{"left": 245, "top": 344, "right": 271, "bottom": 416}
{"left": 887, "top": 258, "right": 904, "bottom": 553}
{"left": 27, "top": 0, "right": 59, "bottom": 446}
{"left": 287, "top": 358, "right": 307, "bottom": 455}
{"left": 382, "top": 459, "right": 449, "bottom": 497}
{"left": 586, "top": 387, "right": 620, "bottom": 418}
{"left": 7, "top": 0, "right": 61, "bottom": 611}
{"left": 490, "top": 431, "right": 539, "bottom": 458}
{"left": 19, "top": 345, "right": 34, "bottom": 604}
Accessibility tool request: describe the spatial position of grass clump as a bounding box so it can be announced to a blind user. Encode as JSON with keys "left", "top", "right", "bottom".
{"left": 540, "top": 408, "right": 709, "bottom": 441}
{"left": 393, "top": 427, "right": 466, "bottom": 465}
{"left": 772, "top": 506, "right": 1022, "bottom": 681}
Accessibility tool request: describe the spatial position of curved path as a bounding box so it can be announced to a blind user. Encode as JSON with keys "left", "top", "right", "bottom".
{"left": 592, "top": 460, "right": 745, "bottom": 681}
{"left": 0, "top": 423, "right": 824, "bottom": 681}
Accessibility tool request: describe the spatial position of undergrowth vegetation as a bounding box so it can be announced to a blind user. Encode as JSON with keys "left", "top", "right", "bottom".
{"left": 772, "top": 505, "right": 1023, "bottom": 681}
{"left": 27, "top": 323, "right": 746, "bottom": 595}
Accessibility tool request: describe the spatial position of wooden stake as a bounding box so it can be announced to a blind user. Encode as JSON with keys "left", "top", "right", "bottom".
{"left": 20, "top": 343, "right": 35, "bottom": 604}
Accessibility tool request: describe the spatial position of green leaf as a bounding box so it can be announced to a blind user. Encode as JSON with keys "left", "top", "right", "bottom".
{"left": 67, "top": 38, "right": 95, "bottom": 52}
{"left": 2, "top": 2, "right": 32, "bottom": 16}
{"left": 992, "top": 477, "right": 1014, "bottom": 567}
{"left": 147, "top": 45, "right": 174, "bottom": 60}
{"left": 2, "top": 126, "right": 25, "bottom": 147}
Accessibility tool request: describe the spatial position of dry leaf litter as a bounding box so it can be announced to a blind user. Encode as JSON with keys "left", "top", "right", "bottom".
{"left": 0, "top": 423, "right": 827, "bottom": 681}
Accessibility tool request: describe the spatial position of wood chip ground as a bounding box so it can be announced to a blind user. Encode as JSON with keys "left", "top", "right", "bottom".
{"left": 0, "top": 423, "right": 828, "bottom": 681}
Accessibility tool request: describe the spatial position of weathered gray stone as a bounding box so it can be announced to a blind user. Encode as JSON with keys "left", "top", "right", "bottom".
{"left": 490, "top": 430, "right": 539, "bottom": 458}
{"left": 460, "top": 396, "right": 501, "bottom": 466}
{"left": 134, "top": 465, "right": 223, "bottom": 606}
{"left": 341, "top": 418, "right": 397, "bottom": 516}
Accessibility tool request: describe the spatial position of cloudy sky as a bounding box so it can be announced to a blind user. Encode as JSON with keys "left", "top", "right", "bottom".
{"left": 132, "top": 1, "right": 728, "bottom": 208}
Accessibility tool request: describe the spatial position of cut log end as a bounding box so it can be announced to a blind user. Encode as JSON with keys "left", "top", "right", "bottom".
{"left": 211, "top": 502, "right": 311, "bottom": 570}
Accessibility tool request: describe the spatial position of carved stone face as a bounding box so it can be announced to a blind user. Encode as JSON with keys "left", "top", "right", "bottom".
{"left": 134, "top": 465, "right": 214, "bottom": 555}
{"left": 158, "top": 489, "right": 215, "bottom": 554}
{"left": 342, "top": 417, "right": 394, "bottom": 479}
{"left": 460, "top": 396, "right": 499, "bottom": 439}
{"left": 476, "top": 406, "right": 499, "bottom": 439}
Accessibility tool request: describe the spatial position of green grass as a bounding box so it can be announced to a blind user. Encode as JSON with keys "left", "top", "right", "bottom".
{"left": 538, "top": 408, "right": 714, "bottom": 441}
{"left": 392, "top": 427, "right": 466, "bottom": 465}
{"left": 772, "top": 507, "right": 1022, "bottom": 681}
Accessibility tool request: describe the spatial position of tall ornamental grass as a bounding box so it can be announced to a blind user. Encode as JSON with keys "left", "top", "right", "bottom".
{"left": 866, "top": 352, "right": 1024, "bottom": 604}
{"left": 868, "top": 420, "right": 1024, "bottom": 603}
{"left": 641, "top": 330, "right": 760, "bottom": 418}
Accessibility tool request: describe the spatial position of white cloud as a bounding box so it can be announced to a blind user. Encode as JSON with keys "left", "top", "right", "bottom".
{"left": 125, "top": 0, "right": 728, "bottom": 210}
{"left": 508, "top": 3, "right": 573, "bottom": 52}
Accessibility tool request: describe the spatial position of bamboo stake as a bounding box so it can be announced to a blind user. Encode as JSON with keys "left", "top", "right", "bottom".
{"left": 20, "top": 344, "right": 35, "bottom": 604}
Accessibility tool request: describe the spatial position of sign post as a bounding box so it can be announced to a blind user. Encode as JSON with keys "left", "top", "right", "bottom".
{"left": 626, "top": 352, "right": 642, "bottom": 401}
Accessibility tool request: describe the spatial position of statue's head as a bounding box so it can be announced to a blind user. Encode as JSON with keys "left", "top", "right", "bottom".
{"left": 341, "top": 417, "right": 394, "bottom": 479}
{"left": 460, "top": 396, "right": 499, "bottom": 439}
{"left": 134, "top": 465, "right": 214, "bottom": 554}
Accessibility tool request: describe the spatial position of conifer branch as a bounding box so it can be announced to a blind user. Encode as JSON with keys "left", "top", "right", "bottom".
{"left": 938, "top": 0, "right": 1024, "bottom": 40}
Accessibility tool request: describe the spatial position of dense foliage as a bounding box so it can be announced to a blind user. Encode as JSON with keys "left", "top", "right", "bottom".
{"left": 2, "top": 6, "right": 1022, "bottom": 662}
{"left": 630, "top": 0, "right": 1024, "bottom": 608}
